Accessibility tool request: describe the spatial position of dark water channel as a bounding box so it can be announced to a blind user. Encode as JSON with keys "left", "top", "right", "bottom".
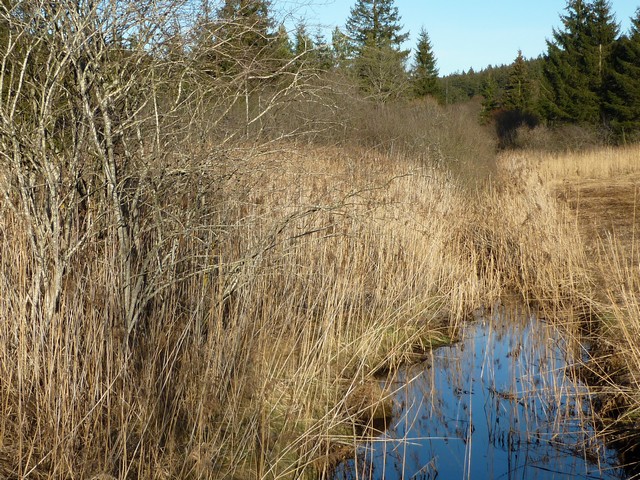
{"left": 334, "top": 309, "right": 626, "bottom": 479}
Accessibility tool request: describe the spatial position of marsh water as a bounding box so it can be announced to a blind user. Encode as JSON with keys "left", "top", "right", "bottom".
{"left": 333, "top": 309, "right": 626, "bottom": 479}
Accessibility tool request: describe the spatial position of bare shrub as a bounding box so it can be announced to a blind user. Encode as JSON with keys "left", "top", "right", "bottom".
{"left": 311, "top": 94, "right": 498, "bottom": 186}
{"left": 515, "top": 123, "right": 607, "bottom": 152}
{"left": 0, "top": 1, "right": 335, "bottom": 477}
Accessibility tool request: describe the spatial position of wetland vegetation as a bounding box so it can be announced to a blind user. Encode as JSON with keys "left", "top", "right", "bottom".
{"left": 333, "top": 308, "right": 628, "bottom": 479}
{"left": 2, "top": 1, "right": 640, "bottom": 479}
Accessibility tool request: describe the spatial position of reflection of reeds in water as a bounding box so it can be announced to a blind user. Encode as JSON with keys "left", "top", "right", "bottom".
{"left": 333, "top": 306, "right": 624, "bottom": 480}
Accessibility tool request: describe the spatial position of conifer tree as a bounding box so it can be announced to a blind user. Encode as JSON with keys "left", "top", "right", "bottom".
{"left": 503, "top": 50, "right": 532, "bottom": 112}
{"left": 217, "top": 0, "right": 273, "bottom": 50}
{"left": 272, "top": 24, "right": 294, "bottom": 61}
{"left": 480, "top": 74, "right": 499, "bottom": 123}
{"left": 605, "top": 8, "right": 640, "bottom": 138}
{"left": 191, "top": 1, "right": 266, "bottom": 75}
{"left": 194, "top": 1, "right": 292, "bottom": 78}
{"left": 411, "top": 27, "right": 439, "bottom": 98}
{"left": 541, "top": 0, "right": 597, "bottom": 124}
{"left": 356, "top": 40, "right": 409, "bottom": 101}
{"left": 312, "top": 31, "right": 334, "bottom": 70}
{"left": 345, "top": 0, "right": 409, "bottom": 101}
{"left": 541, "top": 0, "right": 619, "bottom": 125}
{"left": 346, "top": 0, "right": 409, "bottom": 51}
{"left": 294, "top": 23, "right": 313, "bottom": 59}
{"left": 588, "top": 0, "right": 619, "bottom": 91}
{"left": 292, "top": 23, "right": 332, "bottom": 71}
{"left": 331, "top": 27, "right": 351, "bottom": 70}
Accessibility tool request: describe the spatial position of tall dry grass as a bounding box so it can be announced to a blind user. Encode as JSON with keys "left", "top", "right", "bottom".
{"left": 519, "top": 145, "right": 640, "bottom": 471}
{"left": 0, "top": 137, "right": 601, "bottom": 479}
{"left": 4, "top": 2, "right": 632, "bottom": 478}
{"left": 526, "top": 144, "right": 640, "bottom": 184}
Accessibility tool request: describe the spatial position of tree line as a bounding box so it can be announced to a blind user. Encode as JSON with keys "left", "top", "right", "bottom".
{"left": 542, "top": 0, "right": 640, "bottom": 140}
{"left": 315, "top": 0, "right": 640, "bottom": 144}
{"left": 3, "top": 0, "right": 640, "bottom": 147}
{"left": 210, "top": 0, "right": 640, "bottom": 143}
{"left": 438, "top": 1, "right": 640, "bottom": 144}
{"left": 180, "top": 0, "right": 439, "bottom": 103}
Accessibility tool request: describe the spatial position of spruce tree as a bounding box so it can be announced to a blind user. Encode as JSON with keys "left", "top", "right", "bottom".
{"left": 503, "top": 50, "right": 532, "bottom": 112}
{"left": 212, "top": 0, "right": 274, "bottom": 73}
{"left": 587, "top": 0, "right": 619, "bottom": 91}
{"left": 605, "top": 8, "right": 640, "bottom": 138}
{"left": 292, "top": 24, "right": 333, "bottom": 71}
{"left": 480, "top": 74, "right": 499, "bottom": 123}
{"left": 411, "top": 27, "right": 439, "bottom": 98}
{"left": 312, "top": 31, "right": 334, "bottom": 71}
{"left": 356, "top": 40, "right": 409, "bottom": 101}
{"left": 541, "top": 0, "right": 619, "bottom": 125}
{"left": 541, "top": 0, "right": 598, "bottom": 124}
{"left": 331, "top": 27, "right": 351, "bottom": 70}
{"left": 346, "top": 0, "right": 409, "bottom": 101}
{"left": 346, "top": 0, "right": 409, "bottom": 51}
{"left": 294, "top": 23, "right": 312, "bottom": 55}
{"left": 272, "top": 24, "right": 294, "bottom": 62}
{"left": 217, "top": 0, "right": 273, "bottom": 50}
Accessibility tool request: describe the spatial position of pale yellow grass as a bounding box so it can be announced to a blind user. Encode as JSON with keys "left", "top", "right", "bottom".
{"left": 0, "top": 143, "right": 600, "bottom": 479}
{"left": 527, "top": 144, "right": 640, "bottom": 184}
{"left": 517, "top": 145, "right": 640, "bottom": 467}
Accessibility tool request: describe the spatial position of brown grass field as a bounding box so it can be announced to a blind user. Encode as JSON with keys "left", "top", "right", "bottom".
{"left": 534, "top": 146, "right": 640, "bottom": 260}
{"left": 4, "top": 3, "right": 640, "bottom": 476}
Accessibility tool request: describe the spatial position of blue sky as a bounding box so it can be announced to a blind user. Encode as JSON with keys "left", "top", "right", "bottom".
{"left": 277, "top": 0, "right": 639, "bottom": 75}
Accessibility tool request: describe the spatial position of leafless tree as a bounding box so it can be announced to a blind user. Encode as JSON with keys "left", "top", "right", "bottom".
{"left": 0, "top": 0, "right": 325, "bottom": 347}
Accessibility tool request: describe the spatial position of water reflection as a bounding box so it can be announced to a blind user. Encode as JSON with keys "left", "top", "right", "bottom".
{"left": 333, "top": 310, "right": 625, "bottom": 479}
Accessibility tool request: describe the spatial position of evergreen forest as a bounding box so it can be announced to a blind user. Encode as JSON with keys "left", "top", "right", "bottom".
{"left": 286, "top": 0, "right": 640, "bottom": 144}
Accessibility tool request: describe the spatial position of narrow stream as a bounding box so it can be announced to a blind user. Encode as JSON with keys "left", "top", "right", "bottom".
{"left": 333, "top": 309, "right": 626, "bottom": 479}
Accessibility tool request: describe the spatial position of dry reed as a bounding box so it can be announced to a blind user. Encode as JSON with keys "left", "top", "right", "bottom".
{"left": 0, "top": 137, "right": 602, "bottom": 479}
{"left": 520, "top": 145, "right": 640, "bottom": 473}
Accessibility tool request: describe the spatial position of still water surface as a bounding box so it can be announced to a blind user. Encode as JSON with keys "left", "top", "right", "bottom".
{"left": 334, "top": 310, "right": 625, "bottom": 479}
